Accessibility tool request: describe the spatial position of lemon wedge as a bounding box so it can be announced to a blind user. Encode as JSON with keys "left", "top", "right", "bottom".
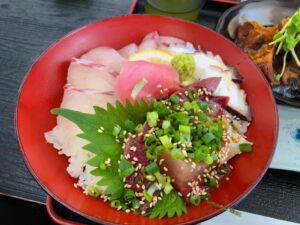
{"left": 128, "top": 49, "right": 174, "bottom": 64}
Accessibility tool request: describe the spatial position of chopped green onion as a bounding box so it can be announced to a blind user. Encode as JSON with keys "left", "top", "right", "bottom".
{"left": 148, "top": 183, "right": 162, "bottom": 196}
{"left": 119, "top": 159, "right": 135, "bottom": 177}
{"left": 207, "top": 177, "right": 218, "bottom": 188}
{"left": 155, "top": 129, "right": 164, "bottom": 136}
{"left": 198, "top": 112, "right": 209, "bottom": 121}
{"left": 143, "top": 190, "right": 153, "bottom": 202}
{"left": 135, "top": 123, "right": 143, "bottom": 133}
{"left": 211, "top": 152, "right": 218, "bottom": 161}
{"left": 162, "top": 120, "right": 171, "bottom": 129}
{"left": 145, "top": 162, "right": 159, "bottom": 174}
{"left": 153, "top": 101, "right": 170, "bottom": 116}
{"left": 194, "top": 145, "right": 209, "bottom": 162}
{"left": 87, "top": 186, "right": 100, "bottom": 197}
{"left": 163, "top": 182, "right": 173, "bottom": 194}
{"left": 145, "top": 174, "right": 156, "bottom": 181}
{"left": 110, "top": 200, "right": 121, "bottom": 208}
{"left": 189, "top": 195, "right": 201, "bottom": 206}
{"left": 146, "top": 148, "right": 156, "bottom": 160}
{"left": 154, "top": 172, "right": 167, "bottom": 186}
{"left": 187, "top": 90, "right": 195, "bottom": 100}
{"left": 169, "top": 95, "right": 180, "bottom": 104}
{"left": 201, "top": 193, "right": 211, "bottom": 200}
{"left": 132, "top": 199, "right": 140, "bottom": 209}
{"left": 191, "top": 101, "right": 200, "bottom": 112}
{"left": 125, "top": 120, "right": 136, "bottom": 133}
{"left": 173, "top": 131, "right": 181, "bottom": 142}
{"left": 159, "top": 135, "right": 173, "bottom": 149}
{"left": 99, "top": 162, "right": 107, "bottom": 170}
{"left": 147, "top": 111, "right": 159, "bottom": 127}
{"left": 204, "top": 155, "right": 213, "bottom": 165}
{"left": 179, "top": 125, "right": 191, "bottom": 135}
{"left": 183, "top": 102, "right": 192, "bottom": 110}
{"left": 196, "top": 124, "right": 204, "bottom": 135}
{"left": 144, "top": 134, "right": 157, "bottom": 146}
{"left": 154, "top": 145, "right": 165, "bottom": 156}
{"left": 192, "top": 140, "right": 202, "bottom": 147}
{"left": 112, "top": 125, "right": 121, "bottom": 137}
{"left": 202, "top": 132, "right": 215, "bottom": 144}
{"left": 239, "top": 143, "right": 252, "bottom": 152}
{"left": 216, "top": 165, "right": 228, "bottom": 175}
{"left": 198, "top": 101, "right": 208, "bottom": 110}
{"left": 187, "top": 153, "right": 195, "bottom": 159}
{"left": 180, "top": 133, "right": 191, "bottom": 143}
{"left": 172, "top": 112, "right": 190, "bottom": 125}
{"left": 171, "top": 148, "right": 184, "bottom": 159}
{"left": 124, "top": 188, "right": 135, "bottom": 201}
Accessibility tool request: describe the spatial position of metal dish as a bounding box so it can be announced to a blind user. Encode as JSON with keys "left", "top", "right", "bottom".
{"left": 216, "top": 0, "right": 300, "bottom": 107}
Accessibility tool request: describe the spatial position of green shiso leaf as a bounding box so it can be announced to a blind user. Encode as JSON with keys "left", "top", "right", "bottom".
{"left": 51, "top": 99, "right": 152, "bottom": 200}
{"left": 149, "top": 190, "right": 187, "bottom": 219}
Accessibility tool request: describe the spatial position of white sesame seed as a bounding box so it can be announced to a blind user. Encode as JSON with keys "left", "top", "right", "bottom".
{"left": 133, "top": 157, "right": 138, "bottom": 162}
{"left": 159, "top": 158, "right": 165, "bottom": 165}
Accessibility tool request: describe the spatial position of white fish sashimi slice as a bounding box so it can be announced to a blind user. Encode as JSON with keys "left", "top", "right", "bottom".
{"left": 137, "top": 32, "right": 160, "bottom": 52}
{"left": 218, "top": 113, "right": 252, "bottom": 164}
{"left": 118, "top": 43, "right": 138, "bottom": 59}
{"left": 81, "top": 46, "right": 125, "bottom": 73}
{"left": 68, "top": 58, "right": 116, "bottom": 92}
{"left": 139, "top": 38, "right": 159, "bottom": 52}
{"left": 161, "top": 42, "right": 196, "bottom": 55}
{"left": 193, "top": 52, "right": 251, "bottom": 120}
{"left": 159, "top": 36, "right": 186, "bottom": 46}
{"left": 45, "top": 87, "right": 116, "bottom": 180}
{"left": 138, "top": 32, "right": 191, "bottom": 54}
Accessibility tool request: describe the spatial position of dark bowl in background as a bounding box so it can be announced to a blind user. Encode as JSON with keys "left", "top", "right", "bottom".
{"left": 215, "top": 0, "right": 300, "bottom": 107}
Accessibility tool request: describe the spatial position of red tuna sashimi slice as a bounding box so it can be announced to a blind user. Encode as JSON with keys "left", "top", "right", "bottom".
{"left": 81, "top": 46, "right": 125, "bottom": 73}
{"left": 116, "top": 61, "right": 180, "bottom": 104}
{"left": 118, "top": 43, "right": 138, "bottom": 59}
{"left": 68, "top": 58, "right": 116, "bottom": 92}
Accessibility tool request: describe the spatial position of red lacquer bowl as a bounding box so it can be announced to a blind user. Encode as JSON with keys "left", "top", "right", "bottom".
{"left": 16, "top": 15, "right": 278, "bottom": 225}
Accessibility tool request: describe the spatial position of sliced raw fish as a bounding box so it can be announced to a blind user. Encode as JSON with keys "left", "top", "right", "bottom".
{"left": 68, "top": 58, "right": 116, "bottom": 92}
{"left": 81, "top": 46, "right": 125, "bottom": 73}
{"left": 159, "top": 35, "right": 185, "bottom": 47}
{"left": 138, "top": 32, "right": 192, "bottom": 55}
{"left": 157, "top": 113, "right": 249, "bottom": 201}
{"left": 45, "top": 86, "right": 116, "bottom": 157}
{"left": 138, "top": 32, "right": 160, "bottom": 52}
{"left": 116, "top": 61, "right": 180, "bottom": 104}
{"left": 118, "top": 43, "right": 138, "bottom": 59}
{"left": 161, "top": 42, "right": 196, "bottom": 55}
{"left": 193, "top": 52, "right": 251, "bottom": 120}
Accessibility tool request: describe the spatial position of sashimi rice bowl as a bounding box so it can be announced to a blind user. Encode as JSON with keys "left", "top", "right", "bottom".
{"left": 45, "top": 31, "right": 254, "bottom": 219}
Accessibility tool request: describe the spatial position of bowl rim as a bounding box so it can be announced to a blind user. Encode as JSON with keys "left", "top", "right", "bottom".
{"left": 215, "top": 0, "right": 297, "bottom": 33}
{"left": 15, "top": 14, "right": 279, "bottom": 225}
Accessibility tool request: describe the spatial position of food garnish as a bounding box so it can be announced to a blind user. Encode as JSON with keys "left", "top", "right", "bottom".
{"left": 269, "top": 8, "right": 300, "bottom": 81}
{"left": 46, "top": 32, "right": 252, "bottom": 219}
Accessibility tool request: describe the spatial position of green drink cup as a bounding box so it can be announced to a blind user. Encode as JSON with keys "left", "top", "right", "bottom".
{"left": 145, "top": 0, "right": 207, "bottom": 21}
